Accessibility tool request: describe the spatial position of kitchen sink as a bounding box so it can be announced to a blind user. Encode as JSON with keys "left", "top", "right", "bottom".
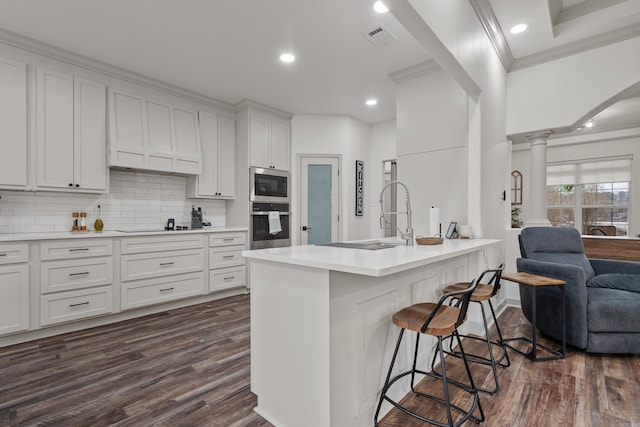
{"left": 116, "top": 229, "right": 191, "bottom": 233}
{"left": 316, "top": 241, "right": 399, "bottom": 250}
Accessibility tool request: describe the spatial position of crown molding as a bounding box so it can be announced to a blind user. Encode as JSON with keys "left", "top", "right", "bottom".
{"left": 556, "top": 0, "right": 626, "bottom": 25}
{"left": 0, "top": 28, "right": 237, "bottom": 113}
{"left": 388, "top": 59, "right": 441, "bottom": 83}
{"left": 510, "top": 24, "right": 640, "bottom": 71}
{"left": 469, "top": 0, "right": 514, "bottom": 71}
{"left": 234, "top": 99, "right": 292, "bottom": 119}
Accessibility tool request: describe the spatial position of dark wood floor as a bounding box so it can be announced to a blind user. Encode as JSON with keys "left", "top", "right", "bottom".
{"left": 0, "top": 295, "right": 269, "bottom": 427}
{"left": 378, "top": 307, "right": 640, "bottom": 427}
{"left": 1, "top": 295, "right": 639, "bottom": 426}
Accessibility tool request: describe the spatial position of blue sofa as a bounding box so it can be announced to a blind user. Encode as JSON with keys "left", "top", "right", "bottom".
{"left": 517, "top": 227, "right": 640, "bottom": 354}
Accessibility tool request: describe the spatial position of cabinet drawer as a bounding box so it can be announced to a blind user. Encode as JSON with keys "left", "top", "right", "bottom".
{"left": 0, "top": 243, "right": 28, "bottom": 265}
{"left": 209, "top": 246, "right": 244, "bottom": 269}
{"left": 210, "top": 266, "right": 246, "bottom": 293}
{"left": 40, "top": 285, "right": 113, "bottom": 326}
{"left": 121, "top": 234, "right": 204, "bottom": 254}
{"left": 121, "top": 272, "right": 204, "bottom": 310}
{"left": 209, "top": 233, "right": 246, "bottom": 247}
{"left": 41, "top": 257, "right": 113, "bottom": 293}
{"left": 121, "top": 249, "right": 204, "bottom": 282}
{"left": 40, "top": 239, "right": 113, "bottom": 260}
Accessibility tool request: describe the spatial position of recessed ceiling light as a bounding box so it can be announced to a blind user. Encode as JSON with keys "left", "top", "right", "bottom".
{"left": 365, "top": 98, "right": 378, "bottom": 106}
{"left": 279, "top": 53, "right": 295, "bottom": 63}
{"left": 510, "top": 23, "right": 529, "bottom": 34}
{"left": 373, "top": 1, "right": 388, "bottom": 13}
{"left": 585, "top": 120, "right": 594, "bottom": 128}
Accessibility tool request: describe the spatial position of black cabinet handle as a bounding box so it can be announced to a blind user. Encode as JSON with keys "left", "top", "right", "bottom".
{"left": 69, "top": 301, "right": 90, "bottom": 307}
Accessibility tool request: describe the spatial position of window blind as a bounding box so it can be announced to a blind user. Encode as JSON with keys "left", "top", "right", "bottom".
{"left": 547, "top": 157, "right": 632, "bottom": 186}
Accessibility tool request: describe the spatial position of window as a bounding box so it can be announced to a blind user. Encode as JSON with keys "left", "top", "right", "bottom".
{"left": 511, "top": 170, "right": 523, "bottom": 205}
{"left": 547, "top": 158, "right": 632, "bottom": 236}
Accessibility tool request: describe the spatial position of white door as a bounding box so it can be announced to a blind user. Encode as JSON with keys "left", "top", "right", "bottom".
{"left": 299, "top": 156, "right": 340, "bottom": 245}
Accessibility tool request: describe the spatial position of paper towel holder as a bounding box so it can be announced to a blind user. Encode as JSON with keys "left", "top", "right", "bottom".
{"left": 445, "top": 221, "right": 458, "bottom": 239}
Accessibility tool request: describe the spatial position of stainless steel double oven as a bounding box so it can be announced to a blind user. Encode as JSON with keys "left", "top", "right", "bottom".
{"left": 249, "top": 167, "right": 291, "bottom": 249}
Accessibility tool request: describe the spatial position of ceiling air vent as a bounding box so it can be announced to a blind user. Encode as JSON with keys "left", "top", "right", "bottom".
{"left": 363, "top": 25, "right": 397, "bottom": 48}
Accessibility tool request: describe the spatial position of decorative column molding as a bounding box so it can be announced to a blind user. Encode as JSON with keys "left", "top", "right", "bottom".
{"left": 525, "top": 132, "right": 552, "bottom": 227}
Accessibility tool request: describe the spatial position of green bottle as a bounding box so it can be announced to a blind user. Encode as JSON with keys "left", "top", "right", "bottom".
{"left": 94, "top": 204, "right": 104, "bottom": 233}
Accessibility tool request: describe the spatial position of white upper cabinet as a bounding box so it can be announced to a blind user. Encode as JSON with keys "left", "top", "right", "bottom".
{"left": 217, "top": 116, "right": 236, "bottom": 197}
{"left": 108, "top": 79, "right": 201, "bottom": 175}
{"left": 36, "top": 68, "right": 107, "bottom": 193}
{"left": 0, "top": 57, "right": 28, "bottom": 190}
{"left": 74, "top": 78, "right": 108, "bottom": 191}
{"left": 270, "top": 122, "right": 291, "bottom": 171}
{"left": 187, "top": 111, "right": 236, "bottom": 199}
{"left": 250, "top": 116, "right": 290, "bottom": 171}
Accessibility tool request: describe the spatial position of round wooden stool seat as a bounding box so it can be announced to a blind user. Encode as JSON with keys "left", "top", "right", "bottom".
{"left": 392, "top": 303, "right": 461, "bottom": 336}
{"left": 443, "top": 282, "right": 494, "bottom": 301}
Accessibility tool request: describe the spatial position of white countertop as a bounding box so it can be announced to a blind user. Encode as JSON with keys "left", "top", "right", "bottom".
{"left": 0, "top": 227, "right": 248, "bottom": 242}
{"left": 243, "top": 237, "right": 501, "bottom": 277}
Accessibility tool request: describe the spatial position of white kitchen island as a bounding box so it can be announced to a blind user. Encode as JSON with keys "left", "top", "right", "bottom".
{"left": 243, "top": 237, "right": 500, "bottom": 427}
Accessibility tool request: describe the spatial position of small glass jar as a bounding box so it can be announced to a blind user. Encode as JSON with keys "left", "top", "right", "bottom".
{"left": 80, "top": 212, "right": 87, "bottom": 231}
{"left": 72, "top": 212, "right": 79, "bottom": 231}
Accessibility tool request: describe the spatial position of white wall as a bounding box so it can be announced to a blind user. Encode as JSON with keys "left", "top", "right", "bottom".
{"left": 290, "top": 115, "right": 372, "bottom": 244}
{"left": 393, "top": 0, "right": 509, "bottom": 274}
{"left": 369, "top": 120, "right": 397, "bottom": 238}
{"left": 506, "top": 37, "right": 640, "bottom": 136}
{"left": 512, "top": 128, "right": 640, "bottom": 236}
{"left": 395, "top": 69, "right": 469, "bottom": 237}
{"left": 0, "top": 170, "right": 226, "bottom": 233}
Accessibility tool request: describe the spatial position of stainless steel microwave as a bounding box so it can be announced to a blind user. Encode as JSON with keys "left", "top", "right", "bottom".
{"left": 250, "top": 167, "right": 290, "bottom": 203}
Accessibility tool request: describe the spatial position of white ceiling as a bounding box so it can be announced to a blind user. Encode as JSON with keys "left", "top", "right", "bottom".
{"left": 0, "top": 0, "right": 638, "bottom": 128}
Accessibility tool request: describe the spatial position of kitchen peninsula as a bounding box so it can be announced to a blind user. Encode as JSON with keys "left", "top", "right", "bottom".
{"left": 243, "top": 237, "right": 500, "bottom": 427}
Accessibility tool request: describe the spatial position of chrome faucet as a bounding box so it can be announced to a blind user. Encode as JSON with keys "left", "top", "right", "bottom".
{"left": 379, "top": 181, "right": 413, "bottom": 246}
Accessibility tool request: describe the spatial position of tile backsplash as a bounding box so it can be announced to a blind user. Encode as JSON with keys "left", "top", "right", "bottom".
{"left": 0, "top": 171, "right": 226, "bottom": 234}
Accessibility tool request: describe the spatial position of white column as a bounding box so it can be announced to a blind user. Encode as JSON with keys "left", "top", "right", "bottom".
{"left": 525, "top": 132, "right": 551, "bottom": 227}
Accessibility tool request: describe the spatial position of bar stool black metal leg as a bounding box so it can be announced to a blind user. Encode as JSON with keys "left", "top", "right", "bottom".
{"left": 487, "top": 299, "right": 510, "bottom": 368}
{"left": 454, "top": 331, "right": 485, "bottom": 424}
{"left": 374, "top": 328, "right": 405, "bottom": 426}
{"left": 411, "top": 332, "right": 421, "bottom": 393}
{"left": 436, "top": 336, "right": 455, "bottom": 426}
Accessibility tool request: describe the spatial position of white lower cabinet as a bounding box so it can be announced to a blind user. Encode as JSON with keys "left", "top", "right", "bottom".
{"left": 0, "top": 263, "right": 29, "bottom": 335}
{"left": 121, "top": 272, "right": 204, "bottom": 310}
{"left": 120, "top": 235, "right": 205, "bottom": 310}
{"left": 41, "top": 258, "right": 113, "bottom": 293}
{"left": 209, "top": 232, "right": 247, "bottom": 293}
{"left": 0, "top": 243, "right": 30, "bottom": 335}
{"left": 210, "top": 266, "right": 246, "bottom": 293}
{"left": 40, "top": 286, "right": 113, "bottom": 326}
{"left": 39, "top": 239, "right": 114, "bottom": 327}
{"left": 1, "top": 231, "right": 249, "bottom": 343}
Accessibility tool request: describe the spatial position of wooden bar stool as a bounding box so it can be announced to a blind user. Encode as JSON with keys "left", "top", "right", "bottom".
{"left": 374, "top": 276, "right": 485, "bottom": 427}
{"left": 438, "top": 266, "right": 510, "bottom": 395}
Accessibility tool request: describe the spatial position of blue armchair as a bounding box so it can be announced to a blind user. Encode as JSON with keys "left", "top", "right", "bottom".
{"left": 517, "top": 227, "right": 640, "bottom": 354}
